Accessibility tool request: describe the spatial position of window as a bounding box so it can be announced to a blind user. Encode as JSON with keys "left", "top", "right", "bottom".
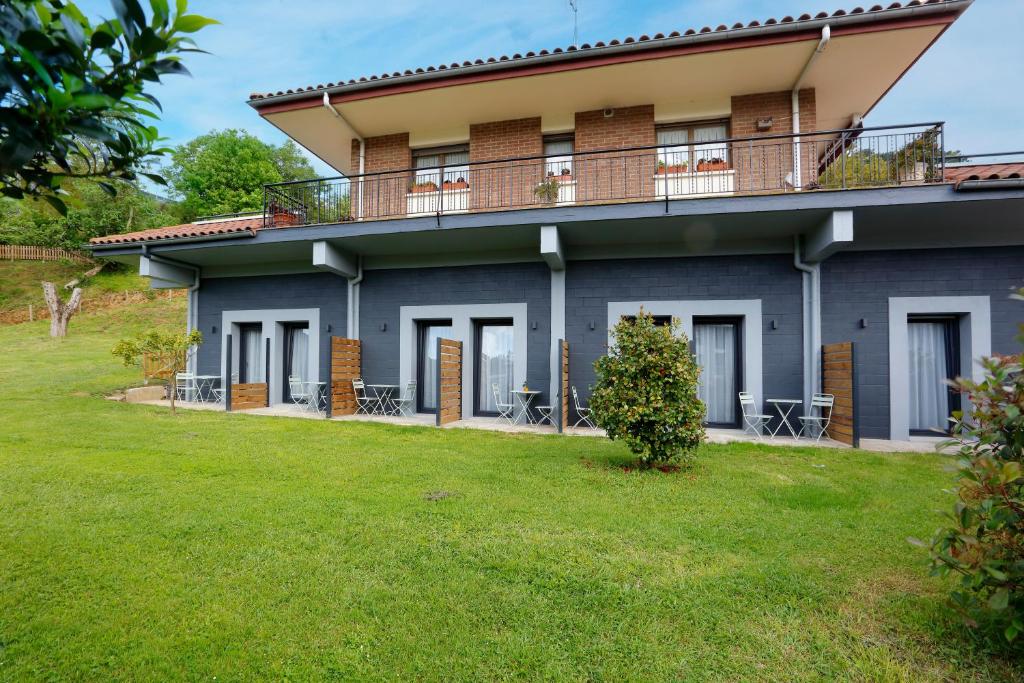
{"left": 412, "top": 145, "right": 469, "bottom": 189}
{"left": 694, "top": 318, "right": 742, "bottom": 427}
{"left": 282, "top": 322, "right": 309, "bottom": 402}
{"left": 475, "top": 320, "right": 515, "bottom": 415}
{"left": 417, "top": 320, "right": 453, "bottom": 413}
{"left": 908, "top": 316, "right": 961, "bottom": 434}
{"left": 656, "top": 121, "right": 729, "bottom": 172}
{"left": 238, "top": 323, "right": 263, "bottom": 384}
{"left": 543, "top": 134, "right": 574, "bottom": 179}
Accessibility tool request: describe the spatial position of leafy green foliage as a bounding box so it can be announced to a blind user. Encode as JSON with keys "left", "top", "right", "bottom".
{"left": 923, "top": 288, "right": 1024, "bottom": 643}
{"left": 112, "top": 328, "right": 201, "bottom": 411}
{"left": 0, "top": 177, "right": 178, "bottom": 247}
{"left": 818, "top": 127, "right": 943, "bottom": 189}
{"left": 589, "top": 311, "right": 706, "bottom": 466}
{"left": 0, "top": 0, "right": 217, "bottom": 212}
{"left": 166, "top": 129, "right": 316, "bottom": 220}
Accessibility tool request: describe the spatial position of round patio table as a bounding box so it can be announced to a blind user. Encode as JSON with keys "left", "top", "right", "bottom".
{"left": 367, "top": 384, "right": 400, "bottom": 416}
{"left": 511, "top": 390, "right": 541, "bottom": 425}
{"left": 767, "top": 398, "right": 802, "bottom": 438}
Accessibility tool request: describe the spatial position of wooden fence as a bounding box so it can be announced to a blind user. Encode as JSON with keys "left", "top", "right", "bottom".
{"left": 822, "top": 341, "right": 858, "bottom": 446}
{"left": 559, "top": 339, "right": 569, "bottom": 432}
{"left": 436, "top": 338, "right": 462, "bottom": 426}
{"left": 330, "top": 337, "right": 361, "bottom": 415}
{"left": 231, "top": 383, "right": 267, "bottom": 410}
{"left": 1, "top": 244, "right": 92, "bottom": 263}
{"left": 142, "top": 351, "right": 185, "bottom": 383}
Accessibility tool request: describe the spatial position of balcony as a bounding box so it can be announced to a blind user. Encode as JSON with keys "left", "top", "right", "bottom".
{"left": 263, "top": 123, "right": 945, "bottom": 229}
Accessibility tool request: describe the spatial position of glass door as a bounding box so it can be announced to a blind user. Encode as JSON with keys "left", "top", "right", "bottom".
{"left": 908, "top": 317, "right": 960, "bottom": 434}
{"left": 282, "top": 323, "right": 310, "bottom": 402}
{"left": 694, "top": 318, "right": 742, "bottom": 427}
{"left": 475, "top": 320, "right": 514, "bottom": 415}
{"left": 238, "top": 324, "right": 263, "bottom": 383}
{"left": 417, "top": 320, "right": 453, "bottom": 413}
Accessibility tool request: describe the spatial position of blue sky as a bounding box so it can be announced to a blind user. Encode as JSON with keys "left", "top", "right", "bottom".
{"left": 83, "top": 0, "right": 1023, "bottom": 176}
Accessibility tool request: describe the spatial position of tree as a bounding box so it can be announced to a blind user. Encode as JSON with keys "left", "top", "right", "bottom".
{"left": 42, "top": 280, "right": 83, "bottom": 337}
{"left": 166, "top": 130, "right": 316, "bottom": 220}
{"left": 589, "top": 311, "right": 706, "bottom": 467}
{"left": 918, "top": 288, "right": 1024, "bottom": 644}
{"left": 112, "top": 329, "right": 202, "bottom": 413}
{"left": 0, "top": 0, "right": 217, "bottom": 213}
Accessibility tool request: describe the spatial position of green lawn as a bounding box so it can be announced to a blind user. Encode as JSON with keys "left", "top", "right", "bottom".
{"left": 0, "top": 300, "right": 1019, "bottom": 680}
{"left": 0, "top": 260, "right": 151, "bottom": 312}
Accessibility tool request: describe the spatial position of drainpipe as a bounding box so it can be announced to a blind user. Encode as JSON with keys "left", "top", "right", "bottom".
{"left": 324, "top": 92, "right": 365, "bottom": 220}
{"left": 791, "top": 25, "right": 830, "bottom": 190}
{"left": 346, "top": 256, "right": 364, "bottom": 339}
{"left": 142, "top": 245, "right": 201, "bottom": 372}
{"left": 793, "top": 236, "right": 821, "bottom": 410}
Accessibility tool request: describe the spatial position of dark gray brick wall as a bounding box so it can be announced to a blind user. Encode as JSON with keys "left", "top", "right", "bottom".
{"left": 358, "top": 262, "right": 552, "bottom": 404}
{"left": 821, "top": 246, "right": 1024, "bottom": 439}
{"left": 565, "top": 254, "right": 805, "bottom": 426}
{"left": 195, "top": 273, "right": 347, "bottom": 382}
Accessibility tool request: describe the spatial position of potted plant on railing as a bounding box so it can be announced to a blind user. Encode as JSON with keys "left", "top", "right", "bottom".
{"left": 656, "top": 160, "right": 688, "bottom": 175}
{"left": 534, "top": 177, "right": 561, "bottom": 204}
{"left": 442, "top": 176, "right": 470, "bottom": 191}
{"left": 696, "top": 157, "right": 728, "bottom": 172}
{"left": 410, "top": 180, "right": 439, "bottom": 194}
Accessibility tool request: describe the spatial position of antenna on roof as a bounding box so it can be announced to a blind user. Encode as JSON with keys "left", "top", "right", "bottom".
{"left": 568, "top": 0, "right": 579, "bottom": 47}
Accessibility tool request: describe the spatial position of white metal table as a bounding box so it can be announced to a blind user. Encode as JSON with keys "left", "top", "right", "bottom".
{"left": 767, "top": 398, "right": 802, "bottom": 438}
{"left": 511, "top": 390, "right": 541, "bottom": 425}
{"left": 367, "top": 384, "right": 400, "bottom": 416}
{"left": 302, "top": 381, "right": 328, "bottom": 415}
{"left": 193, "top": 375, "right": 220, "bottom": 404}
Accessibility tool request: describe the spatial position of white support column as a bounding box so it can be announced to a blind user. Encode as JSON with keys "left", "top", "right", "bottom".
{"left": 541, "top": 226, "right": 566, "bottom": 405}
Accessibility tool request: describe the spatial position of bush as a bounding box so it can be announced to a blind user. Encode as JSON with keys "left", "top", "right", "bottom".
{"left": 589, "top": 311, "right": 705, "bottom": 466}
{"left": 922, "top": 288, "right": 1024, "bottom": 643}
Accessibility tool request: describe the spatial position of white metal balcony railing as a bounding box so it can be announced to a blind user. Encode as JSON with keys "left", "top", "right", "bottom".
{"left": 264, "top": 123, "right": 945, "bottom": 229}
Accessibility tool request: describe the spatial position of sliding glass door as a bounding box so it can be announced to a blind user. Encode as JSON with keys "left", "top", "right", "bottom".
{"left": 282, "top": 323, "right": 310, "bottom": 402}
{"left": 694, "top": 319, "right": 741, "bottom": 427}
{"left": 475, "top": 320, "right": 514, "bottom": 415}
{"left": 417, "top": 320, "right": 453, "bottom": 413}
{"left": 908, "top": 317, "right": 960, "bottom": 434}
{"left": 238, "top": 324, "right": 263, "bottom": 383}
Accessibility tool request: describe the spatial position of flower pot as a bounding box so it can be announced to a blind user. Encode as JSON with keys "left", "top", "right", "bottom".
{"left": 442, "top": 180, "right": 469, "bottom": 190}
{"left": 656, "top": 164, "right": 687, "bottom": 175}
{"left": 697, "top": 161, "right": 728, "bottom": 172}
{"left": 410, "top": 183, "right": 438, "bottom": 194}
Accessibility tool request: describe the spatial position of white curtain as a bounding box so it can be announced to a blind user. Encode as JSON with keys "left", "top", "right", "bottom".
{"left": 241, "top": 326, "right": 263, "bottom": 383}
{"left": 693, "top": 124, "right": 728, "bottom": 165}
{"left": 909, "top": 322, "right": 949, "bottom": 431}
{"left": 657, "top": 128, "right": 689, "bottom": 169}
{"left": 479, "top": 325, "right": 514, "bottom": 412}
{"left": 695, "top": 324, "right": 736, "bottom": 424}
{"left": 288, "top": 327, "right": 309, "bottom": 382}
{"left": 420, "top": 324, "right": 452, "bottom": 410}
{"left": 544, "top": 139, "right": 574, "bottom": 176}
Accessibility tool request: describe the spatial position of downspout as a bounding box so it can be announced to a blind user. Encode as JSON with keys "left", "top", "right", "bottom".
{"left": 346, "top": 256, "right": 364, "bottom": 339}
{"left": 324, "top": 92, "right": 365, "bottom": 220}
{"left": 142, "top": 245, "right": 201, "bottom": 372}
{"left": 793, "top": 236, "right": 821, "bottom": 410}
{"left": 791, "top": 25, "right": 830, "bottom": 190}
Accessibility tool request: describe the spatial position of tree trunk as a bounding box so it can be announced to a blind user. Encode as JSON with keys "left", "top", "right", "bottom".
{"left": 42, "top": 281, "right": 83, "bottom": 338}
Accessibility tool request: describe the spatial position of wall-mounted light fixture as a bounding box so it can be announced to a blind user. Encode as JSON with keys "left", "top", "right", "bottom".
{"left": 770, "top": 319, "right": 778, "bottom": 330}
{"left": 859, "top": 318, "right": 868, "bottom": 329}
{"left": 589, "top": 321, "right": 596, "bottom": 330}
{"left": 211, "top": 325, "right": 217, "bottom": 334}
{"left": 531, "top": 321, "right": 538, "bottom": 330}
{"left": 380, "top": 322, "right": 388, "bottom": 332}
{"left": 325, "top": 323, "right": 332, "bottom": 334}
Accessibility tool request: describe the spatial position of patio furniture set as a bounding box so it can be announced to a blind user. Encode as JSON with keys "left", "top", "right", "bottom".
{"left": 173, "top": 372, "right": 328, "bottom": 415}
{"left": 739, "top": 392, "right": 835, "bottom": 442}
{"left": 352, "top": 379, "right": 416, "bottom": 417}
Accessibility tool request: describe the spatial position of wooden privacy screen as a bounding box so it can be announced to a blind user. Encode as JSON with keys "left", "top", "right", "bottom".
{"left": 822, "top": 341, "right": 858, "bottom": 447}
{"left": 436, "top": 338, "right": 462, "bottom": 426}
{"left": 231, "top": 383, "right": 267, "bottom": 410}
{"left": 330, "top": 337, "right": 361, "bottom": 415}
{"left": 560, "top": 340, "right": 569, "bottom": 432}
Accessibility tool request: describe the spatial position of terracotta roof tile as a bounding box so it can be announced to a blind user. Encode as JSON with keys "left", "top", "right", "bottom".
{"left": 945, "top": 163, "right": 1024, "bottom": 184}
{"left": 248, "top": 0, "right": 964, "bottom": 103}
{"left": 89, "top": 216, "right": 263, "bottom": 246}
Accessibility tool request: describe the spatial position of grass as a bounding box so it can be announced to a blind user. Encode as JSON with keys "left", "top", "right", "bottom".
{"left": 0, "top": 260, "right": 149, "bottom": 312}
{"left": 0, "top": 299, "right": 1020, "bottom": 680}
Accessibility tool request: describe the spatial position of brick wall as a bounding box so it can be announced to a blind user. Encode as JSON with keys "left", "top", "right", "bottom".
{"left": 350, "top": 133, "right": 411, "bottom": 219}
{"left": 730, "top": 89, "right": 816, "bottom": 191}
{"left": 574, "top": 105, "right": 656, "bottom": 203}
{"left": 469, "top": 118, "right": 543, "bottom": 210}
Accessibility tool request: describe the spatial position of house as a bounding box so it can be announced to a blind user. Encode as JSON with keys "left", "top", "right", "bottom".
{"left": 90, "top": 0, "right": 1024, "bottom": 442}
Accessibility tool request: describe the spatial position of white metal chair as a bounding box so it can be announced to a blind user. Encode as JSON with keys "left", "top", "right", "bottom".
{"left": 798, "top": 393, "right": 835, "bottom": 442}
{"left": 739, "top": 392, "right": 772, "bottom": 440}
{"left": 571, "top": 386, "right": 595, "bottom": 429}
{"left": 212, "top": 372, "right": 238, "bottom": 405}
{"left": 289, "top": 376, "right": 315, "bottom": 412}
{"left": 535, "top": 392, "right": 556, "bottom": 427}
{"left": 394, "top": 380, "right": 416, "bottom": 417}
{"left": 175, "top": 372, "right": 195, "bottom": 403}
{"left": 352, "top": 378, "right": 379, "bottom": 415}
{"left": 492, "top": 383, "right": 515, "bottom": 425}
